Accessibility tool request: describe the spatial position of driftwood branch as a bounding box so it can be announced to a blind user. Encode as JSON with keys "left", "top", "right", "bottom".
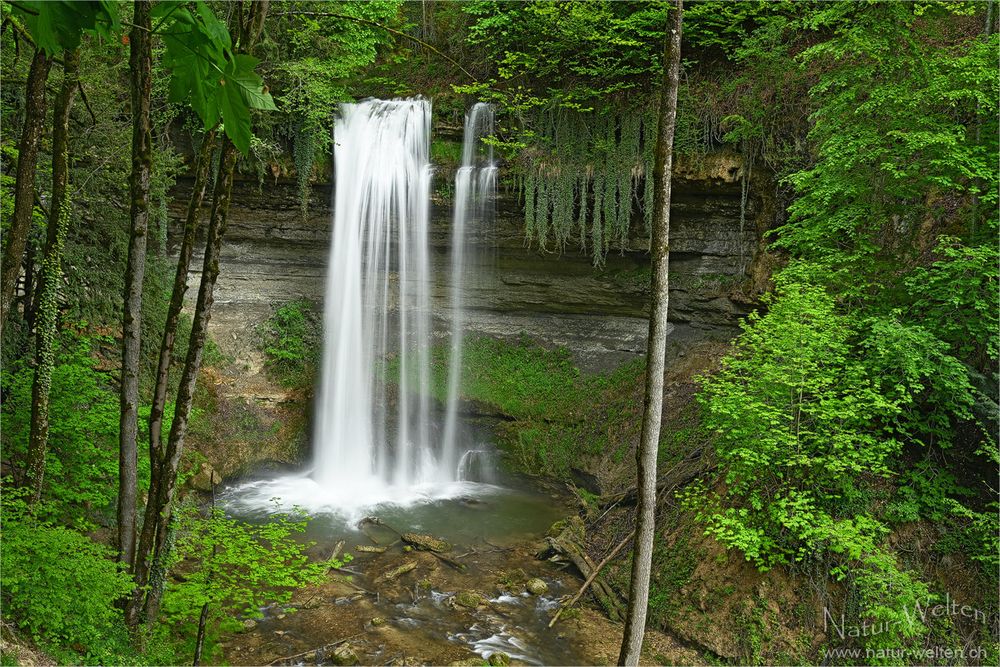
{"left": 266, "top": 633, "right": 363, "bottom": 665}
{"left": 549, "top": 530, "right": 635, "bottom": 627}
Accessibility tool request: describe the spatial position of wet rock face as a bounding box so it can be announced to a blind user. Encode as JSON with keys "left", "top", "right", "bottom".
{"left": 169, "top": 153, "right": 765, "bottom": 370}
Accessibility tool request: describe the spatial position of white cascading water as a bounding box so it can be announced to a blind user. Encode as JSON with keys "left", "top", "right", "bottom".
{"left": 443, "top": 103, "right": 497, "bottom": 481}
{"left": 313, "top": 98, "right": 439, "bottom": 490}
{"left": 224, "top": 99, "right": 499, "bottom": 516}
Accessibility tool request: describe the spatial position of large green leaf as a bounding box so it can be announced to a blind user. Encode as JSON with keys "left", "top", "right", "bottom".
{"left": 14, "top": 0, "right": 119, "bottom": 55}
{"left": 219, "top": 60, "right": 253, "bottom": 154}
{"left": 229, "top": 55, "right": 278, "bottom": 111}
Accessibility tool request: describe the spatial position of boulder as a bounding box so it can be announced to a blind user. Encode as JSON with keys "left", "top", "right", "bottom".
{"left": 189, "top": 461, "right": 222, "bottom": 491}
{"left": 525, "top": 578, "right": 548, "bottom": 595}
{"left": 330, "top": 643, "right": 360, "bottom": 666}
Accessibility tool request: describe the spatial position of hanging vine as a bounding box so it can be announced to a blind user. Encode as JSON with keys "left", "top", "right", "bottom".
{"left": 512, "top": 88, "right": 724, "bottom": 263}
{"left": 516, "top": 108, "right": 657, "bottom": 265}
{"left": 292, "top": 122, "right": 317, "bottom": 220}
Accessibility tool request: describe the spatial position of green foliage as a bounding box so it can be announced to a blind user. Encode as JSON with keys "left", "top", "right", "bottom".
{"left": 153, "top": 1, "right": 277, "bottom": 154}
{"left": 687, "top": 3, "right": 997, "bottom": 657}
{"left": 905, "top": 237, "right": 999, "bottom": 371}
{"left": 464, "top": 0, "right": 668, "bottom": 110}
{"left": 778, "top": 4, "right": 998, "bottom": 290}
{"left": 158, "top": 503, "right": 324, "bottom": 662}
{"left": 11, "top": 0, "right": 277, "bottom": 155}
{"left": 0, "top": 488, "right": 138, "bottom": 665}
{"left": 11, "top": 0, "right": 119, "bottom": 55}
{"left": 253, "top": 0, "right": 401, "bottom": 213}
{"left": 258, "top": 300, "right": 321, "bottom": 388}
{"left": 1, "top": 332, "right": 154, "bottom": 526}
{"left": 399, "top": 335, "right": 645, "bottom": 478}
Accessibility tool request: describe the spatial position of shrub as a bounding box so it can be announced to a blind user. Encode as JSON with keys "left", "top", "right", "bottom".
{"left": 258, "top": 301, "right": 321, "bottom": 388}
{"left": 0, "top": 488, "right": 137, "bottom": 665}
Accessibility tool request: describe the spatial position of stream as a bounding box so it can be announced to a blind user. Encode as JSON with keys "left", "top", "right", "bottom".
{"left": 219, "top": 473, "right": 603, "bottom": 666}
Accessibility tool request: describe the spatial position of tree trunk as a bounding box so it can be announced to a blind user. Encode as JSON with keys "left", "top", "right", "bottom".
{"left": 129, "top": 0, "right": 270, "bottom": 629}
{"left": 192, "top": 600, "right": 211, "bottom": 666}
{"left": 1, "top": 49, "right": 51, "bottom": 338}
{"left": 139, "top": 136, "right": 238, "bottom": 627}
{"left": 118, "top": 0, "right": 154, "bottom": 572}
{"left": 617, "top": 3, "right": 682, "bottom": 665}
{"left": 24, "top": 49, "right": 80, "bottom": 506}
{"left": 23, "top": 239, "right": 36, "bottom": 333}
{"left": 148, "top": 129, "right": 216, "bottom": 468}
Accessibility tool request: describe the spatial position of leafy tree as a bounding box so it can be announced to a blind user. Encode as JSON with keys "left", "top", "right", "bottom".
{"left": 132, "top": 0, "right": 273, "bottom": 630}
{"left": 158, "top": 503, "right": 324, "bottom": 664}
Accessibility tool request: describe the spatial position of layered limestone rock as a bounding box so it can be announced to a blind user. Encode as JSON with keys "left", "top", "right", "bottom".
{"left": 169, "top": 151, "right": 766, "bottom": 371}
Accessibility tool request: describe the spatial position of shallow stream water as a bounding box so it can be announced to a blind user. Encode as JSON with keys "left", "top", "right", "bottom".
{"left": 220, "top": 471, "right": 595, "bottom": 665}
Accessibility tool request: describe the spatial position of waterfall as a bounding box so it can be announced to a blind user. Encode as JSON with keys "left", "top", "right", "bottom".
{"left": 313, "top": 98, "right": 439, "bottom": 490}
{"left": 223, "top": 99, "right": 500, "bottom": 516}
{"left": 441, "top": 103, "right": 497, "bottom": 467}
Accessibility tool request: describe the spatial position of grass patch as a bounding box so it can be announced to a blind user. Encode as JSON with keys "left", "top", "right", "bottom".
{"left": 390, "top": 334, "right": 647, "bottom": 479}
{"left": 257, "top": 300, "right": 322, "bottom": 389}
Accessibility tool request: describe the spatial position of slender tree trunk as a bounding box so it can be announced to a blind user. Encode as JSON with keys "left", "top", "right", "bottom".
{"left": 24, "top": 49, "right": 80, "bottom": 506}
{"left": 148, "top": 130, "right": 217, "bottom": 468}
{"left": 618, "top": 3, "right": 682, "bottom": 665}
{"left": 118, "top": 0, "right": 154, "bottom": 572}
{"left": 1, "top": 49, "right": 51, "bottom": 338}
{"left": 192, "top": 600, "right": 211, "bottom": 666}
{"left": 138, "top": 137, "right": 238, "bottom": 627}
{"left": 129, "top": 0, "right": 270, "bottom": 629}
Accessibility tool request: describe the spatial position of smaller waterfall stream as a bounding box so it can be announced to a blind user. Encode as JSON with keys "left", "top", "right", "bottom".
{"left": 441, "top": 103, "right": 497, "bottom": 471}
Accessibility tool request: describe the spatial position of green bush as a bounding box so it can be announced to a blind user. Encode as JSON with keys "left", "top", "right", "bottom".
{"left": 0, "top": 331, "right": 158, "bottom": 527}
{"left": 0, "top": 488, "right": 137, "bottom": 665}
{"left": 258, "top": 301, "right": 321, "bottom": 388}
{"left": 158, "top": 503, "right": 325, "bottom": 663}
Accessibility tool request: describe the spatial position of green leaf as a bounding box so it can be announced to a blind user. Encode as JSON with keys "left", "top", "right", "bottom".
{"left": 229, "top": 55, "right": 278, "bottom": 111}
{"left": 14, "top": 0, "right": 119, "bottom": 55}
{"left": 219, "top": 62, "right": 252, "bottom": 154}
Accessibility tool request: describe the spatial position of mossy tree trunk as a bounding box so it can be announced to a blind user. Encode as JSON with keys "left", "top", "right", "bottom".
{"left": 0, "top": 49, "right": 51, "bottom": 338}
{"left": 129, "top": 0, "right": 270, "bottom": 630}
{"left": 147, "top": 129, "right": 217, "bottom": 467}
{"left": 618, "top": 2, "right": 682, "bottom": 665}
{"left": 118, "top": 0, "right": 154, "bottom": 571}
{"left": 24, "top": 49, "right": 80, "bottom": 506}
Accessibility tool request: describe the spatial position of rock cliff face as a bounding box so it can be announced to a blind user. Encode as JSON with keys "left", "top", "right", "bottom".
{"left": 169, "top": 151, "right": 767, "bottom": 371}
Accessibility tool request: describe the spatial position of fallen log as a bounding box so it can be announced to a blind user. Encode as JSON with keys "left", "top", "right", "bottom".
{"left": 355, "top": 545, "right": 387, "bottom": 554}
{"left": 402, "top": 532, "right": 451, "bottom": 553}
{"left": 549, "top": 530, "right": 634, "bottom": 627}
{"left": 376, "top": 561, "right": 417, "bottom": 584}
{"left": 538, "top": 518, "right": 624, "bottom": 622}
